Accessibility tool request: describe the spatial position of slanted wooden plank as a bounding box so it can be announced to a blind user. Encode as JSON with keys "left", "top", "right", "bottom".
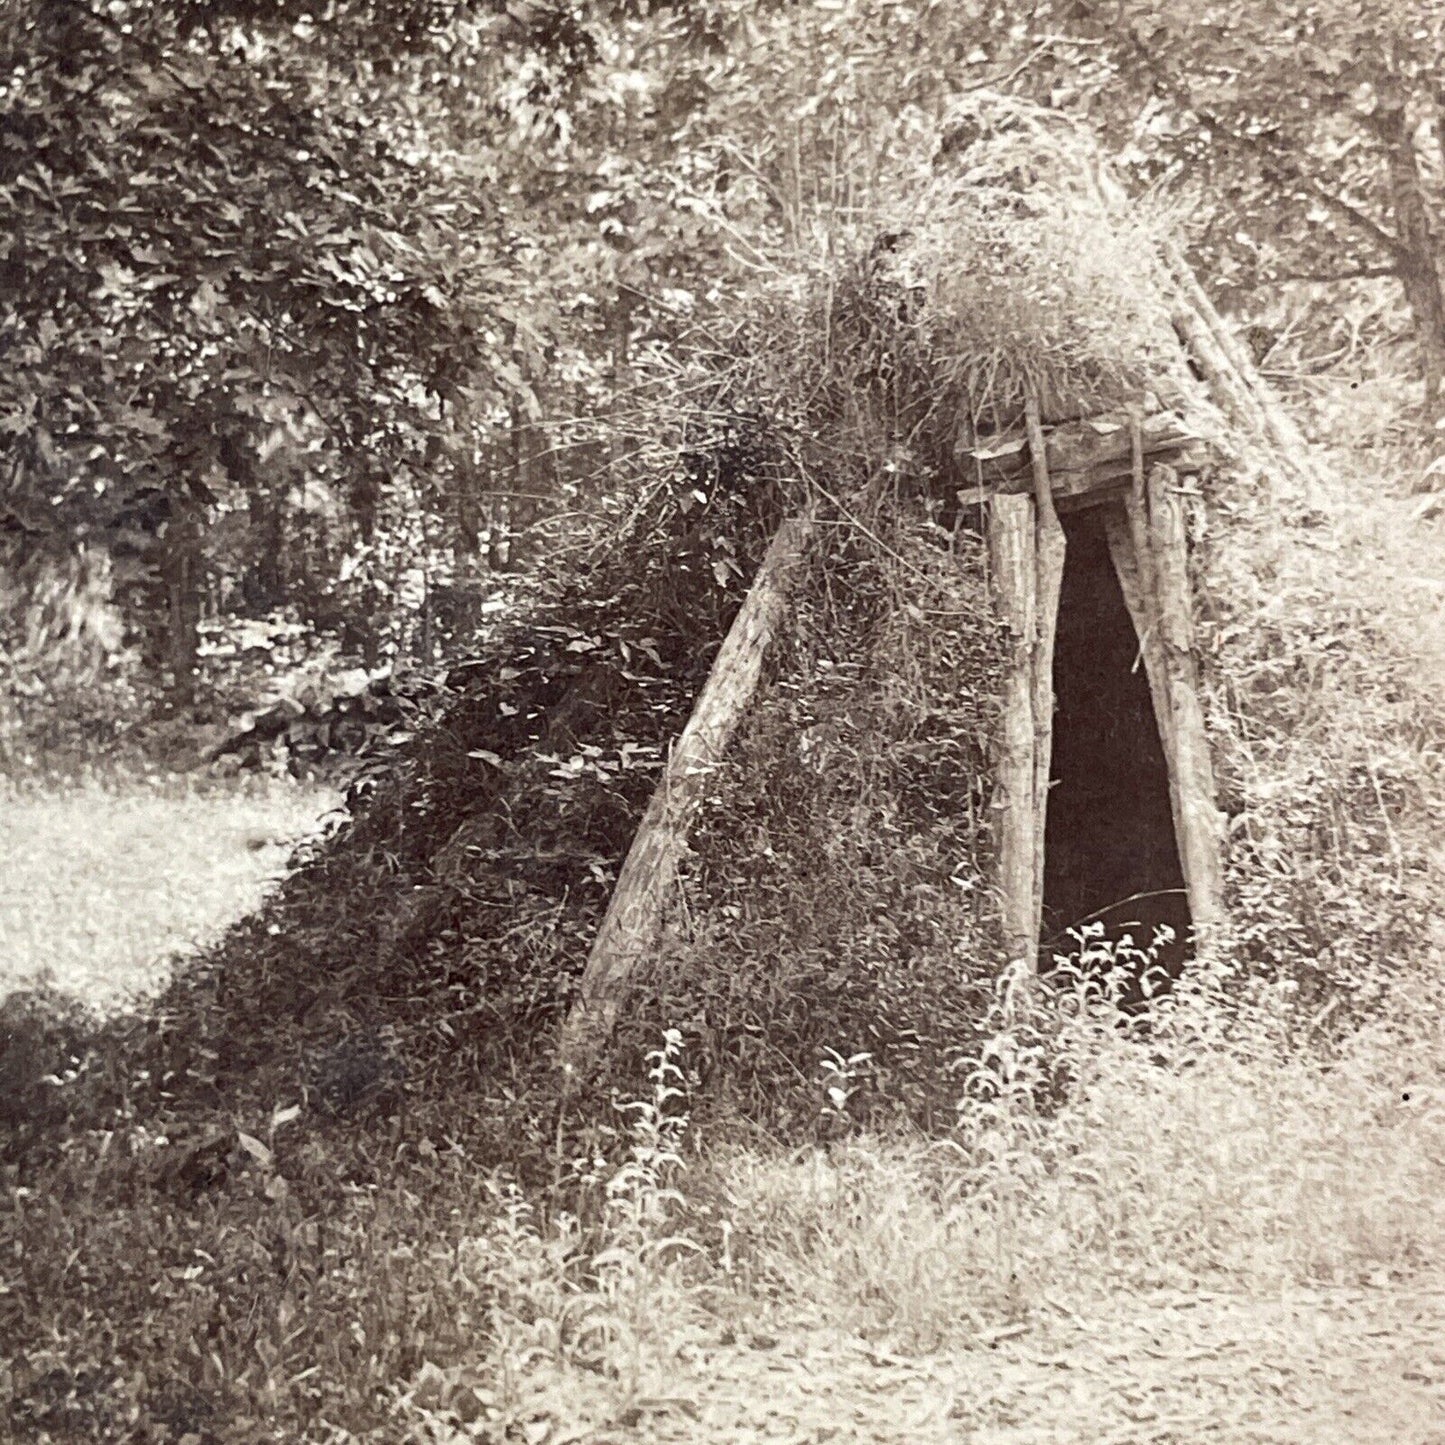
{"left": 1026, "top": 397, "right": 1065, "bottom": 947}
{"left": 557, "top": 513, "right": 814, "bottom": 1082}
{"left": 988, "top": 492, "right": 1039, "bottom": 965}
{"left": 1047, "top": 412, "right": 1196, "bottom": 486}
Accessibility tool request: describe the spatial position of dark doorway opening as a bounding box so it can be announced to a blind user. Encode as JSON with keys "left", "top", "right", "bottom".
{"left": 1042, "top": 505, "right": 1191, "bottom": 984}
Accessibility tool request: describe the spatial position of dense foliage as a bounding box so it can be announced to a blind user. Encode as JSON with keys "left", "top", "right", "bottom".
{"left": 1075, "top": 1, "right": 1445, "bottom": 429}
{"left": 2, "top": 0, "right": 624, "bottom": 746}
{"left": 7, "top": 0, "right": 1443, "bottom": 765}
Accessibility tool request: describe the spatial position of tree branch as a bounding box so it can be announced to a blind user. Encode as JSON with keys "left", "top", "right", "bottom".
{"left": 1107, "top": 25, "right": 1408, "bottom": 264}
{"left": 1265, "top": 264, "right": 1399, "bottom": 284}
{"left": 962, "top": 34, "right": 1105, "bottom": 95}
{"left": 1194, "top": 109, "right": 1409, "bottom": 263}
{"left": 1289, "top": 167, "right": 1409, "bottom": 263}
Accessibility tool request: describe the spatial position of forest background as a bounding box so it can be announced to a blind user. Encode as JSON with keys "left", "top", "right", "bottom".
{"left": 5, "top": 0, "right": 1445, "bottom": 774}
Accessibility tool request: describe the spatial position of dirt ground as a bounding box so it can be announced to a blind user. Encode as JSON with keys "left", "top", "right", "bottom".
{"left": 497, "top": 1272, "right": 1445, "bottom": 1444}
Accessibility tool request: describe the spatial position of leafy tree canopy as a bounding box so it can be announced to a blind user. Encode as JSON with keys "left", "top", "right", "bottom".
{"left": 1, "top": 0, "right": 598, "bottom": 691}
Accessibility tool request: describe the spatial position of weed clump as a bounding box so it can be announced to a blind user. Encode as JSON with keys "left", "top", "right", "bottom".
{"left": 0, "top": 989, "right": 93, "bottom": 1163}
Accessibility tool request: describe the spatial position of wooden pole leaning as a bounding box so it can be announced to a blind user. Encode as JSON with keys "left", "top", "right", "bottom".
{"left": 1165, "top": 244, "right": 1324, "bottom": 506}
{"left": 557, "top": 510, "right": 814, "bottom": 1084}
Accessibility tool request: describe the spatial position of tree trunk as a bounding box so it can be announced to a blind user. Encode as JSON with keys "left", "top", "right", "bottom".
{"left": 557, "top": 512, "right": 814, "bottom": 1083}
{"left": 491, "top": 403, "right": 526, "bottom": 573}
{"left": 987, "top": 492, "right": 1039, "bottom": 966}
{"left": 455, "top": 462, "right": 482, "bottom": 557}
{"left": 245, "top": 482, "right": 286, "bottom": 612}
{"left": 607, "top": 290, "right": 636, "bottom": 488}
{"left": 164, "top": 506, "right": 202, "bottom": 705}
{"left": 1370, "top": 86, "right": 1445, "bottom": 433}
{"left": 418, "top": 570, "right": 434, "bottom": 664}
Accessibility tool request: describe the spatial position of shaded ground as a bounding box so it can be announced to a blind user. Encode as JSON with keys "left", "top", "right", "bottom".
{"left": 503, "top": 1273, "right": 1445, "bottom": 1444}
{"left": 0, "top": 781, "right": 338, "bottom": 1007}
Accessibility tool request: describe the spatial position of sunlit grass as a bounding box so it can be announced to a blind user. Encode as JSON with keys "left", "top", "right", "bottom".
{"left": 0, "top": 779, "right": 339, "bottom": 1008}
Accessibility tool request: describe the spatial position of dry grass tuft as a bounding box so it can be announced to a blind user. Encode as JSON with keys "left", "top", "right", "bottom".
{"left": 712, "top": 970, "right": 1445, "bottom": 1352}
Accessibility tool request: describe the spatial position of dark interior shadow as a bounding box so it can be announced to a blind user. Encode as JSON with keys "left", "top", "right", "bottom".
{"left": 1041, "top": 505, "right": 1191, "bottom": 995}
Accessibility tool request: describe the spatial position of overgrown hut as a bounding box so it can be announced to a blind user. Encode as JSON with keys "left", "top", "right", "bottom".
{"left": 188, "top": 97, "right": 1354, "bottom": 1120}
{"left": 557, "top": 100, "right": 1323, "bottom": 1075}
{"left": 561, "top": 396, "right": 1239, "bottom": 1074}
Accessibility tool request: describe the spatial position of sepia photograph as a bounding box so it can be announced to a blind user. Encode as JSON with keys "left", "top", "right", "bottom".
{"left": 2, "top": 0, "right": 1444, "bottom": 1439}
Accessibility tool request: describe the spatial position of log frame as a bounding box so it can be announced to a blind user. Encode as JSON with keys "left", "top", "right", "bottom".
{"left": 1164, "top": 243, "right": 1323, "bottom": 505}
{"left": 988, "top": 410, "right": 1227, "bottom": 968}
{"left": 987, "top": 492, "right": 1040, "bottom": 965}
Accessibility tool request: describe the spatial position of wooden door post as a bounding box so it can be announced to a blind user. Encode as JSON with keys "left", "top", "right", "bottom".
{"left": 1104, "top": 446, "right": 1227, "bottom": 944}
{"left": 1026, "top": 398, "right": 1066, "bottom": 940}
{"left": 988, "top": 492, "right": 1040, "bottom": 965}
{"left": 1145, "top": 466, "right": 1227, "bottom": 939}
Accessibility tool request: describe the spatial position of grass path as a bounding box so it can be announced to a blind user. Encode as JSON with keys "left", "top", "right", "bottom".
{"left": 0, "top": 781, "right": 339, "bottom": 1009}
{"left": 504, "top": 1274, "right": 1445, "bottom": 1443}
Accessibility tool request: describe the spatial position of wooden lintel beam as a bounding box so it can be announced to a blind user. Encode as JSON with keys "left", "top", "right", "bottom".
{"left": 957, "top": 443, "right": 1202, "bottom": 511}
{"left": 1053, "top": 482, "right": 1126, "bottom": 514}
{"left": 953, "top": 411, "right": 1199, "bottom": 509}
